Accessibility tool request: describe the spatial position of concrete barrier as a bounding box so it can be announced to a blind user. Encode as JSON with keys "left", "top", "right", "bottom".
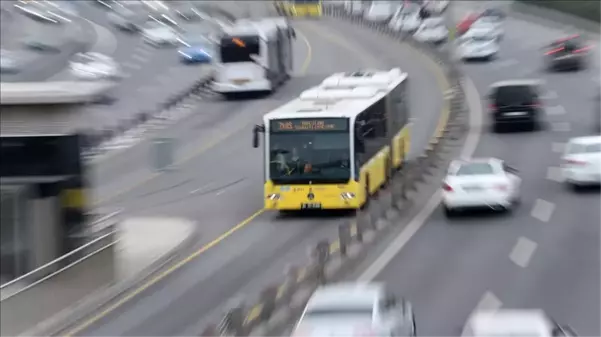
{"left": 0, "top": 81, "right": 117, "bottom": 105}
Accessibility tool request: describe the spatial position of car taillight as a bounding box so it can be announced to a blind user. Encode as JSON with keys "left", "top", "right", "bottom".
{"left": 494, "top": 184, "right": 509, "bottom": 191}
{"left": 573, "top": 46, "right": 591, "bottom": 53}
{"left": 489, "top": 103, "right": 497, "bottom": 110}
{"left": 442, "top": 182, "right": 453, "bottom": 192}
{"left": 529, "top": 102, "right": 542, "bottom": 108}
{"left": 564, "top": 158, "right": 587, "bottom": 165}
{"left": 545, "top": 47, "right": 564, "bottom": 55}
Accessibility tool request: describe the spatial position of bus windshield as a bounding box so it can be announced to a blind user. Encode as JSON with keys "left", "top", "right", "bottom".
{"left": 219, "top": 35, "right": 260, "bottom": 63}
{"left": 269, "top": 119, "right": 351, "bottom": 184}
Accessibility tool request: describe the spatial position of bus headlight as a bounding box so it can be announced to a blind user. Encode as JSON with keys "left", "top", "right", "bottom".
{"left": 341, "top": 192, "right": 355, "bottom": 200}
{"left": 267, "top": 193, "right": 281, "bottom": 200}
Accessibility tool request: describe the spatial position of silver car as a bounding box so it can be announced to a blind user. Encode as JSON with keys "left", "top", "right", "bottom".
{"left": 292, "top": 283, "right": 416, "bottom": 337}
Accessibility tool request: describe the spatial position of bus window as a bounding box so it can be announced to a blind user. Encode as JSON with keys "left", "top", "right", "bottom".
{"left": 219, "top": 36, "right": 260, "bottom": 63}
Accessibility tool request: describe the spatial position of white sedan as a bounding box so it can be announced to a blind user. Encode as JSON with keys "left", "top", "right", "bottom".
{"left": 561, "top": 135, "right": 601, "bottom": 190}
{"left": 142, "top": 22, "right": 181, "bottom": 46}
{"left": 413, "top": 17, "right": 448, "bottom": 44}
{"left": 292, "top": 283, "right": 416, "bottom": 337}
{"left": 363, "top": 1, "right": 395, "bottom": 22}
{"left": 425, "top": 0, "right": 449, "bottom": 14}
{"left": 463, "top": 309, "right": 577, "bottom": 336}
{"left": 442, "top": 158, "right": 521, "bottom": 216}
{"left": 389, "top": 8, "right": 421, "bottom": 33}
{"left": 470, "top": 16, "right": 504, "bottom": 41}
{"left": 456, "top": 30, "right": 499, "bottom": 60}
{"left": 69, "top": 52, "right": 121, "bottom": 80}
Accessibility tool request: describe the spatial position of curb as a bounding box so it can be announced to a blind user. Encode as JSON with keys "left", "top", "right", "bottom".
{"left": 200, "top": 6, "right": 469, "bottom": 337}
{"left": 24, "top": 221, "right": 202, "bottom": 337}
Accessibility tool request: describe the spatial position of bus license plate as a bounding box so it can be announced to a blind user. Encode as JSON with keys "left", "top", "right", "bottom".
{"left": 301, "top": 203, "right": 322, "bottom": 209}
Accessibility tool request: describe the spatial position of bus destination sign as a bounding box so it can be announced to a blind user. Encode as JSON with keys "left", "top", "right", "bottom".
{"left": 271, "top": 118, "right": 348, "bottom": 132}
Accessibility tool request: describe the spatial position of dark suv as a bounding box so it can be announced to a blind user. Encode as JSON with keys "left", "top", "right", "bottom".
{"left": 544, "top": 35, "right": 590, "bottom": 71}
{"left": 488, "top": 80, "right": 544, "bottom": 132}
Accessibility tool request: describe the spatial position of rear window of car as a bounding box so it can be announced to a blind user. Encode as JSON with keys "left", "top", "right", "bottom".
{"left": 455, "top": 163, "right": 495, "bottom": 176}
{"left": 550, "top": 37, "right": 583, "bottom": 51}
{"left": 304, "top": 307, "right": 373, "bottom": 318}
{"left": 569, "top": 142, "right": 601, "bottom": 154}
{"left": 492, "top": 85, "right": 536, "bottom": 106}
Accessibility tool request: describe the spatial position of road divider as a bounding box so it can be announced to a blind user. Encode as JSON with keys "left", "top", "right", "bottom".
{"left": 200, "top": 5, "right": 469, "bottom": 337}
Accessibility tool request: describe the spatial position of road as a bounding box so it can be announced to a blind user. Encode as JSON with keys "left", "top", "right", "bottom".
{"left": 360, "top": 2, "right": 601, "bottom": 335}
{"left": 65, "top": 12, "right": 446, "bottom": 337}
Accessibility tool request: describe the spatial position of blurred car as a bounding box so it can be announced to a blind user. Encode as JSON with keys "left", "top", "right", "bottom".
{"left": 142, "top": 21, "right": 180, "bottom": 46}
{"left": 424, "top": 0, "right": 449, "bottom": 14}
{"left": 488, "top": 79, "right": 544, "bottom": 132}
{"left": 457, "top": 30, "right": 499, "bottom": 60}
{"left": 13, "top": 1, "right": 62, "bottom": 24}
{"left": 175, "top": 7, "right": 205, "bottom": 22}
{"left": 0, "top": 49, "right": 20, "bottom": 73}
{"left": 441, "top": 158, "right": 521, "bottom": 216}
{"left": 363, "top": 1, "right": 394, "bottom": 22}
{"left": 107, "top": 6, "right": 146, "bottom": 32}
{"left": 413, "top": 17, "right": 448, "bottom": 44}
{"left": 178, "top": 35, "right": 213, "bottom": 64}
{"left": 480, "top": 7, "right": 506, "bottom": 20}
{"left": 69, "top": 52, "right": 121, "bottom": 80}
{"left": 463, "top": 309, "right": 577, "bottom": 336}
{"left": 22, "top": 32, "right": 62, "bottom": 52}
{"left": 292, "top": 283, "right": 416, "bottom": 337}
{"left": 457, "top": 12, "right": 479, "bottom": 36}
{"left": 561, "top": 136, "right": 601, "bottom": 190}
{"left": 543, "top": 34, "right": 591, "bottom": 71}
{"left": 388, "top": 6, "right": 421, "bottom": 33}
{"left": 470, "top": 16, "right": 503, "bottom": 41}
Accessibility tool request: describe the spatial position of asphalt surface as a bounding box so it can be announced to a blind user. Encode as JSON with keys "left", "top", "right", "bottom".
{"left": 69, "top": 12, "right": 445, "bottom": 337}
{"left": 365, "top": 2, "right": 601, "bottom": 335}
{"left": 0, "top": 1, "right": 232, "bottom": 134}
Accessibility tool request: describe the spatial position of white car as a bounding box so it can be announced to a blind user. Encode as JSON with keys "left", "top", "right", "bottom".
{"left": 470, "top": 16, "right": 504, "bottom": 41}
{"left": 561, "top": 135, "right": 601, "bottom": 189}
{"left": 363, "top": 1, "right": 395, "bottom": 22}
{"left": 292, "top": 283, "right": 416, "bottom": 337}
{"left": 69, "top": 52, "right": 121, "bottom": 80}
{"left": 456, "top": 30, "right": 499, "bottom": 60}
{"left": 463, "top": 309, "right": 577, "bottom": 336}
{"left": 389, "top": 7, "right": 421, "bottom": 33}
{"left": 142, "top": 22, "right": 180, "bottom": 46}
{"left": 0, "top": 49, "right": 19, "bottom": 73}
{"left": 425, "top": 0, "right": 449, "bottom": 14}
{"left": 413, "top": 17, "right": 448, "bottom": 44}
{"left": 441, "top": 158, "right": 521, "bottom": 216}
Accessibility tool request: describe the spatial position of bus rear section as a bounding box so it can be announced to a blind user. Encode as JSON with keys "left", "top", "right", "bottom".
{"left": 212, "top": 21, "right": 293, "bottom": 97}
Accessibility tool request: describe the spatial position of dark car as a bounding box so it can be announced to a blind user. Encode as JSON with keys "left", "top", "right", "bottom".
{"left": 480, "top": 7, "right": 506, "bottom": 20}
{"left": 544, "top": 35, "right": 591, "bottom": 71}
{"left": 488, "top": 80, "right": 544, "bottom": 132}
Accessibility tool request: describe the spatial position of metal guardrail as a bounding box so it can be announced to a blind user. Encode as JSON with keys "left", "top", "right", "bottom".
{"left": 0, "top": 213, "right": 120, "bottom": 336}
{"left": 0, "top": 80, "right": 117, "bottom": 105}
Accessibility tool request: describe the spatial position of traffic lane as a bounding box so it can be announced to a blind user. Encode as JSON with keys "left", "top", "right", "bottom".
{"left": 91, "top": 26, "right": 311, "bottom": 205}
{"left": 493, "top": 186, "right": 600, "bottom": 336}
{"left": 77, "top": 17, "right": 445, "bottom": 336}
{"left": 311, "top": 18, "right": 445, "bottom": 158}
{"left": 76, "top": 17, "right": 379, "bottom": 336}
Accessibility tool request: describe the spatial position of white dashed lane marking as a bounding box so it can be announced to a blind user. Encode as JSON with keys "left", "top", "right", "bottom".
{"left": 531, "top": 198, "right": 556, "bottom": 223}
{"left": 546, "top": 166, "right": 563, "bottom": 182}
{"left": 551, "top": 122, "right": 571, "bottom": 132}
{"left": 509, "top": 237, "right": 538, "bottom": 268}
{"left": 463, "top": 291, "right": 503, "bottom": 335}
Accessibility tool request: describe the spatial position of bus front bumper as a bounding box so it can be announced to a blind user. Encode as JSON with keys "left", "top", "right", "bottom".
{"left": 264, "top": 195, "right": 361, "bottom": 210}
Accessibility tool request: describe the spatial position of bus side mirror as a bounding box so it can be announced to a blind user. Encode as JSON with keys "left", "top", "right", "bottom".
{"left": 252, "top": 124, "right": 264, "bottom": 148}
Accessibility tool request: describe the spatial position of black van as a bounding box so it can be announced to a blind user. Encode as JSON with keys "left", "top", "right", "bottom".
{"left": 488, "top": 80, "right": 544, "bottom": 132}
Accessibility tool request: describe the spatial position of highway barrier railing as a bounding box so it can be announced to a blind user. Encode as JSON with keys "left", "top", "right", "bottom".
{"left": 200, "top": 4, "right": 469, "bottom": 337}
{"left": 0, "top": 213, "right": 120, "bottom": 337}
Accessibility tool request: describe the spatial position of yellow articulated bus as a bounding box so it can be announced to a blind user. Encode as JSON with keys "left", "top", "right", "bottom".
{"left": 252, "top": 68, "right": 411, "bottom": 211}
{"left": 274, "top": 0, "right": 322, "bottom": 17}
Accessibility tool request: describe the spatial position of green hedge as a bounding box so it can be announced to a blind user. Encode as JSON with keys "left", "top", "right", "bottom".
{"left": 517, "top": 0, "right": 600, "bottom": 23}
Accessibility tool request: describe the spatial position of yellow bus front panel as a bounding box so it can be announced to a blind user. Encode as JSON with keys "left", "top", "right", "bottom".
{"left": 264, "top": 180, "right": 361, "bottom": 210}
